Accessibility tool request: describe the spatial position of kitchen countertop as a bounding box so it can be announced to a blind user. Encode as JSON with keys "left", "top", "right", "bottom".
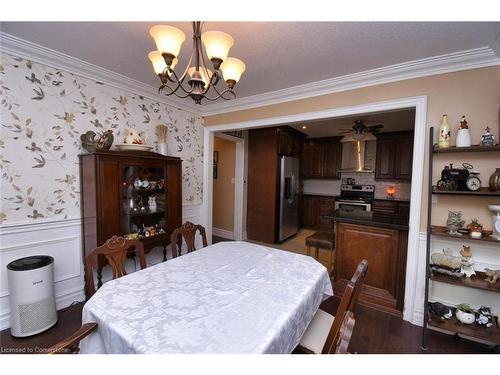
{"left": 302, "top": 192, "right": 339, "bottom": 198}
{"left": 325, "top": 209, "right": 409, "bottom": 231}
{"left": 372, "top": 198, "right": 410, "bottom": 203}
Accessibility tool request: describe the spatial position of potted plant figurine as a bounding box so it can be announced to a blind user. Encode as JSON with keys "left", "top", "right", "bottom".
{"left": 455, "top": 303, "right": 475, "bottom": 324}
{"left": 467, "top": 219, "right": 483, "bottom": 238}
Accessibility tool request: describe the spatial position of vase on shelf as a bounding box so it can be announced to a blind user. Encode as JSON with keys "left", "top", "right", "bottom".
{"left": 456, "top": 129, "right": 471, "bottom": 147}
{"left": 490, "top": 168, "right": 500, "bottom": 191}
{"left": 157, "top": 142, "right": 168, "bottom": 156}
{"left": 438, "top": 114, "right": 451, "bottom": 148}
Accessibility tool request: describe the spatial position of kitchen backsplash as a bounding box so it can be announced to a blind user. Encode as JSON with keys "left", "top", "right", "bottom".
{"left": 303, "top": 173, "right": 411, "bottom": 200}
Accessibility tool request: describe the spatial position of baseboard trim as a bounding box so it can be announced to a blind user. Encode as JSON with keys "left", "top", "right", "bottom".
{"left": 212, "top": 227, "right": 234, "bottom": 240}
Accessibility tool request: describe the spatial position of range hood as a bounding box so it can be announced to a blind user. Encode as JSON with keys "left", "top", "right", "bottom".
{"left": 340, "top": 133, "right": 376, "bottom": 173}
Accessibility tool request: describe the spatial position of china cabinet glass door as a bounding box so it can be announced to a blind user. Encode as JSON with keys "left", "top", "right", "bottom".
{"left": 121, "top": 164, "right": 167, "bottom": 240}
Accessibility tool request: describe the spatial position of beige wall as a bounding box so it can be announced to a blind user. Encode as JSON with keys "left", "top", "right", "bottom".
{"left": 213, "top": 136, "right": 236, "bottom": 232}
{"left": 205, "top": 66, "right": 500, "bottom": 231}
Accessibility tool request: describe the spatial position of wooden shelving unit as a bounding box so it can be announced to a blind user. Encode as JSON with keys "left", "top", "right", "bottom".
{"left": 422, "top": 127, "right": 500, "bottom": 350}
{"left": 431, "top": 225, "right": 499, "bottom": 244}
{"left": 428, "top": 314, "right": 500, "bottom": 344}
{"left": 433, "top": 144, "right": 500, "bottom": 153}
{"left": 432, "top": 187, "right": 500, "bottom": 196}
{"left": 430, "top": 272, "right": 500, "bottom": 293}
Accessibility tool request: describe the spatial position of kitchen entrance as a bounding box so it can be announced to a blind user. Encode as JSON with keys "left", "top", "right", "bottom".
{"left": 202, "top": 96, "right": 427, "bottom": 324}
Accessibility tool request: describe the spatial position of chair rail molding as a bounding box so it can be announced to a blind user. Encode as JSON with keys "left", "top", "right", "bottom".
{"left": 0, "top": 32, "right": 203, "bottom": 116}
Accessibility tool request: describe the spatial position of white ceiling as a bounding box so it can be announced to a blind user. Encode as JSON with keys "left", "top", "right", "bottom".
{"left": 287, "top": 108, "right": 416, "bottom": 138}
{"left": 1, "top": 22, "right": 499, "bottom": 103}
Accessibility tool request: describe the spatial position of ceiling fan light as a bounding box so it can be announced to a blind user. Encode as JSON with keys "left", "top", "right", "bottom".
{"left": 148, "top": 51, "right": 178, "bottom": 75}
{"left": 202, "top": 31, "right": 234, "bottom": 62}
{"left": 187, "top": 66, "right": 213, "bottom": 87}
{"left": 220, "top": 57, "right": 246, "bottom": 84}
{"left": 149, "top": 25, "right": 186, "bottom": 58}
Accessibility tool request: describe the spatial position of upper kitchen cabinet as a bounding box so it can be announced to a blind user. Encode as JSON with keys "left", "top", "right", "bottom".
{"left": 302, "top": 137, "right": 342, "bottom": 179}
{"left": 277, "top": 127, "right": 304, "bottom": 158}
{"left": 375, "top": 131, "right": 414, "bottom": 181}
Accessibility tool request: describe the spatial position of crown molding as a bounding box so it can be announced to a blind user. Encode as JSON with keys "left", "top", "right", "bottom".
{"left": 490, "top": 29, "right": 500, "bottom": 58}
{"left": 202, "top": 46, "right": 500, "bottom": 116}
{"left": 0, "top": 32, "right": 203, "bottom": 116}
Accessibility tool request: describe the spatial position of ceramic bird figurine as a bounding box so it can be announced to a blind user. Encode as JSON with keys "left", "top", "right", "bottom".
{"left": 81, "top": 130, "right": 114, "bottom": 152}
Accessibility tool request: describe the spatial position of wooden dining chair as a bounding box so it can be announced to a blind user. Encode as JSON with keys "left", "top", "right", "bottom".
{"left": 297, "top": 259, "right": 368, "bottom": 354}
{"left": 333, "top": 311, "right": 356, "bottom": 354}
{"left": 170, "top": 221, "right": 208, "bottom": 258}
{"left": 46, "top": 322, "right": 98, "bottom": 354}
{"left": 85, "top": 235, "right": 146, "bottom": 298}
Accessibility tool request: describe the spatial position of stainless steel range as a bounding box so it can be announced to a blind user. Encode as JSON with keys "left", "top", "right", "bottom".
{"left": 335, "top": 184, "right": 375, "bottom": 212}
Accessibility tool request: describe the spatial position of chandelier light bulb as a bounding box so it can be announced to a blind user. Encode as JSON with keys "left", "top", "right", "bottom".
{"left": 187, "top": 66, "right": 213, "bottom": 87}
{"left": 202, "top": 31, "right": 234, "bottom": 63}
{"left": 148, "top": 51, "right": 178, "bottom": 75}
{"left": 220, "top": 57, "right": 246, "bottom": 84}
{"left": 149, "top": 25, "right": 186, "bottom": 58}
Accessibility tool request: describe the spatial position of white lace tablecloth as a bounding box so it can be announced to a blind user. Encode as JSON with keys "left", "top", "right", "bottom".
{"left": 79, "top": 241, "right": 333, "bottom": 354}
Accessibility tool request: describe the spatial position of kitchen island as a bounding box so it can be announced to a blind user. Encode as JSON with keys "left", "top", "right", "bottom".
{"left": 333, "top": 209, "right": 409, "bottom": 316}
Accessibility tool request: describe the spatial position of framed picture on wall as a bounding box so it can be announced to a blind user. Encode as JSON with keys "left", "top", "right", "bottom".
{"left": 213, "top": 151, "right": 219, "bottom": 163}
{"left": 213, "top": 163, "right": 218, "bottom": 179}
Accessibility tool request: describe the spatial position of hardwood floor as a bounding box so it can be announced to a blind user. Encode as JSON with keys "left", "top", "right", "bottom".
{"left": 0, "top": 296, "right": 495, "bottom": 353}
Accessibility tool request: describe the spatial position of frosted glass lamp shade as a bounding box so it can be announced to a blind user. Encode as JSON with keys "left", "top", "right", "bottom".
{"left": 201, "top": 31, "right": 234, "bottom": 61}
{"left": 148, "top": 51, "right": 178, "bottom": 75}
{"left": 188, "top": 66, "right": 213, "bottom": 87}
{"left": 149, "top": 25, "right": 186, "bottom": 58}
{"left": 220, "top": 57, "right": 246, "bottom": 83}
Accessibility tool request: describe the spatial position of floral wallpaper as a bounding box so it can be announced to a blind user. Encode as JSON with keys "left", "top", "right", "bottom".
{"left": 0, "top": 52, "right": 204, "bottom": 225}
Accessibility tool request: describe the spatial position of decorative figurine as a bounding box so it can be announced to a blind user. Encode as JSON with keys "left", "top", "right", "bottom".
{"left": 438, "top": 114, "right": 451, "bottom": 148}
{"left": 455, "top": 304, "right": 475, "bottom": 324}
{"left": 124, "top": 129, "right": 145, "bottom": 145}
{"left": 134, "top": 177, "right": 143, "bottom": 189}
{"left": 459, "top": 245, "right": 476, "bottom": 277}
{"left": 81, "top": 129, "right": 114, "bottom": 152}
{"left": 467, "top": 219, "right": 483, "bottom": 238}
{"left": 480, "top": 126, "right": 495, "bottom": 147}
{"left": 456, "top": 115, "right": 471, "bottom": 147}
{"left": 430, "top": 249, "right": 463, "bottom": 278}
{"left": 141, "top": 179, "right": 150, "bottom": 189}
{"left": 476, "top": 306, "right": 494, "bottom": 328}
{"left": 429, "top": 302, "right": 453, "bottom": 320}
{"left": 446, "top": 211, "right": 465, "bottom": 235}
{"left": 484, "top": 268, "right": 500, "bottom": 284}
{"left": 148, "top": 196, "right": 157, "bottom": 212}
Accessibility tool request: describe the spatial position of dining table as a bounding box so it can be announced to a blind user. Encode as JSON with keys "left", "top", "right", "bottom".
{"left": 79, "top": 240, "right": 333, "bottom": 354}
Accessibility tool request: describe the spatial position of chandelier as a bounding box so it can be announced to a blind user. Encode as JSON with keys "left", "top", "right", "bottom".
{"left": 148, "top": 22, "right": 246, "bottom": 104}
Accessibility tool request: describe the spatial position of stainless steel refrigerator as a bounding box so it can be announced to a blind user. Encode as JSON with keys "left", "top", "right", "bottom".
{"left": 278, "top": 156, "right": 300, "bottom": 242}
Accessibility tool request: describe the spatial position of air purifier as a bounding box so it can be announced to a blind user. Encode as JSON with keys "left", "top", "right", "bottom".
{"left": 7, "top": 255, "right": 57, "bottom": 337}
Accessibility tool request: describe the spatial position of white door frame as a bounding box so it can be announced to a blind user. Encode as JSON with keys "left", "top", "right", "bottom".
{"left": 202, "top": 95, "right": 428, "bottom": 323}
{"left": 212, "top": 132, "right": 245, "bottom": 241}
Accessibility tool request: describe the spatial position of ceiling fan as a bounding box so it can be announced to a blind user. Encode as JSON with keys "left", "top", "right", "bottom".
{"left": 338, "top": 119, "right": 384, "bottom": 140}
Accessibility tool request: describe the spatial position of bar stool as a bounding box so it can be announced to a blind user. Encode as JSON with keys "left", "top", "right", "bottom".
{"left": 305, "top": 231, "right": 335, "bottom": 275}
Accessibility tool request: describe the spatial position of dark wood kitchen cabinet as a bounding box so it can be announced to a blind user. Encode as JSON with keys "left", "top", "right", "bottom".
{"left": 334, "top": 221, "right": 408, "bottom": 316}
{"left": 247, "top": 126, "right": 304, "bottom": 243}
{"left": 79, "top": 150, "right": 182, "bottom": 270}
{"left": 375, "top": 131, "right": 414, "bottom": 181}
{"left": 302, "top": 195, "right": 336, "bottom": 231}
{"left": 372, "top": 199, "right": 410, "bottom": 223}
{"left": 302, "top": 137, "right": 342, "bottom": 179}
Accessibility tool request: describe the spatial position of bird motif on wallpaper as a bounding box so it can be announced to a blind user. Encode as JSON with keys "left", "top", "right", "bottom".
{"left": 80, "top": 130, "right": 114, "bottom": 152}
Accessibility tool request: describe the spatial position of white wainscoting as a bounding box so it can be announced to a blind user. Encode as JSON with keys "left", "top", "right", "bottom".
{"left": 0, "top": 203, "right": 202, "bottom": 330}
{"left": 212, "top": 227, "right": 234, "bottom": 240}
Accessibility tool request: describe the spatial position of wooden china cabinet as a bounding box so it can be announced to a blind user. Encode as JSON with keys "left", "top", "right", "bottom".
{"left": 79, "top": 150, "right": 182, "bottom": 295}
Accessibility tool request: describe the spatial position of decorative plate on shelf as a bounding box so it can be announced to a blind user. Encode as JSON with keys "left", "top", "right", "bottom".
{"left": 114, "top": 143, "right": 154, "bottom": 151}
